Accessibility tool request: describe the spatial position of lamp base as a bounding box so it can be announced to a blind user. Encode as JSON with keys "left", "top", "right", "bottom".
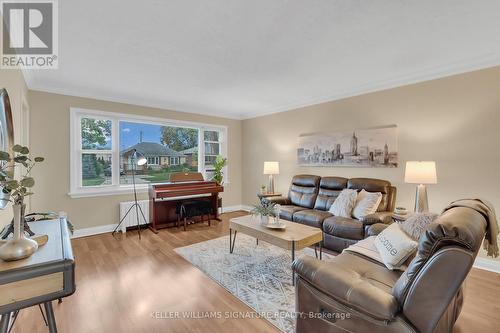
{"left": 414, "top": 184, "right": 429, "bottom": 213}
{"left": 268, "top": 175, "right": 275, "bottom": 194}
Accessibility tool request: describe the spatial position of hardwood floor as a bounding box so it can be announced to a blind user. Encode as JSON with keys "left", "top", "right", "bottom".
{"left": 10, "top": 211, "right": 500, "bottom": 333}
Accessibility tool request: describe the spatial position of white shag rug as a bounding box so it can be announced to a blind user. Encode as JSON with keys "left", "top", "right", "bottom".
{"left": 174, "top": 234, "right": 334, "bottom": 333}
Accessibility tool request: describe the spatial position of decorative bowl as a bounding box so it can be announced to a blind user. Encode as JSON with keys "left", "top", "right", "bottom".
{"left": 395, "top": 207, "right": 408, "bottom": 215}
{"left": 264, "top": 223, "right": 286, "bottom": 230}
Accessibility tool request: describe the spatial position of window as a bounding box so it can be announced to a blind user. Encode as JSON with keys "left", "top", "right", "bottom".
{"left": 203, "top": 130, "right": 223, "bottom": 180}
{"left": 119, "top": 121, "right": 198, "bottom": 185}
{"left": 70, "top": 108, "right": 227, "bottom": 197}
{"left": 170, "top": 157, "right": 180, "bottom": 165}
{"left": 80, "top": 117, "right": 113, "bottom": 187}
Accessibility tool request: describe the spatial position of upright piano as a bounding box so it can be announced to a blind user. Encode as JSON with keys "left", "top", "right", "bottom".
{"left": 148, "top": 172, "right": 224, "bottom": 233}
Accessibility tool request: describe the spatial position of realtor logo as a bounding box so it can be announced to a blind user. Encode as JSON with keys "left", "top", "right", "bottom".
{"left": 1, "top": 0, "right": 58, "bottom": 69}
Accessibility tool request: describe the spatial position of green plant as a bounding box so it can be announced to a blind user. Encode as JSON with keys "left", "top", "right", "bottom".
{"left": 0, "top": 145, "right": 44, "bottom": 205}
{"left": 211, "top": 155, "right": 227, "bottom": 185}
{"left": 260, "top": 185, "right": 266, "bottom": 189}
{"left": 250, "top": 201, "right": 276, "bottom": 217}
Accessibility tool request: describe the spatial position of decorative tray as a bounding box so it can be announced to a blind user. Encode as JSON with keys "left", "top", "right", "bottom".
{"left": 264, "top": 223, "right": 286, "bottom": 230}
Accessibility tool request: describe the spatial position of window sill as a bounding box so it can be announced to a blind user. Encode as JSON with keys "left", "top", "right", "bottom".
{"left": 68, "top": 186, "right": 149, "bottom": 198}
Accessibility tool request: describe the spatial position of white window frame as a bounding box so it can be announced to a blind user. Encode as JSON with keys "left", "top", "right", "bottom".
{"left": 69, "top": 108, "right": 228, "bottom": 198}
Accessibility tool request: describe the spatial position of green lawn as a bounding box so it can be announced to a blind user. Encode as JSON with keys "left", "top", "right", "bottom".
{"left": 142, "top": 167, "right": 198, "bottom": 183}
{"left": 82, "top": 177, "right": 105, "bottom": 186}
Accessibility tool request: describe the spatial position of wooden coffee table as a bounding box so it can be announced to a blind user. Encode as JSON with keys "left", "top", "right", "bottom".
{"left": 229, "top": 215, "right": 323, "bottom": 285}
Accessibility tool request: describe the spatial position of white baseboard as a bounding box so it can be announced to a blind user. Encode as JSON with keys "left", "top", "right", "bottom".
{"left": 72, "top": 204, "right": 252, "bottom": 238}
{"left": 222, "top": 204, "right": 252, "bottom": 213}
{"left": 473, "top": 257, "right": 500, "bottom": 274}
{"left": 72, "top": 223, "right": 118, "bottom": 238}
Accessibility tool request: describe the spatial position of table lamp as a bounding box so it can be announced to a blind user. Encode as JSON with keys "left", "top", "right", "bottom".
{"left": 263, "top": 161, "right": 279, "bottom": 194}
{"left": 404, "top": 161, "right": 437, "bottom": 213}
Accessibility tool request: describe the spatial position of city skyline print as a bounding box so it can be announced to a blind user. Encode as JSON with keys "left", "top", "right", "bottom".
{"left": 297, "top": 125, "right": 398, "bottom": 168}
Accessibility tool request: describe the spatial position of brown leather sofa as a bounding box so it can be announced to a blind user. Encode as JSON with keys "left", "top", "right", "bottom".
{"left": 292, "top": 205, "right": 487, "bottom": 333}
{"left": 266, "top": 175, "right": 396, "bottom": 252}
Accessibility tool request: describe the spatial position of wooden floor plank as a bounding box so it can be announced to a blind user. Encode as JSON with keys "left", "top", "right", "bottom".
{"left": 8, "top": 211, "right": 500, "bottom": 332}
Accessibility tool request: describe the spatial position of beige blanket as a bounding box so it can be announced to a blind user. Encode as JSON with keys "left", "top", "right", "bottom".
{"left": 443, "top": 198, "right": 499, "bottom": 258}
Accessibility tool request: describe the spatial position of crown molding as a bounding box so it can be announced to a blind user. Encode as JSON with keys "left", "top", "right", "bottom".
{"left": 239, "top": 54, "right": 500, "bottom": 119}
{"left": 22, "top": 53, "right": 500, "bottom": 121}
{"left": 25, "top": 78, "right": 243, "bottom": 120}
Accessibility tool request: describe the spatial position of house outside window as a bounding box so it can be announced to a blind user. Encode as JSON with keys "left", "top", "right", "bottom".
{"left": 70, "top": 108, "right": 227, "bottom": 197}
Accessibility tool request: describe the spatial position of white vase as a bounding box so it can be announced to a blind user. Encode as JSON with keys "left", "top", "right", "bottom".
{"left": 0, "top": 203, "right": 38, "bottom": 261}
{"left": 260, "top": 215, "right": 269, "bottom": 226}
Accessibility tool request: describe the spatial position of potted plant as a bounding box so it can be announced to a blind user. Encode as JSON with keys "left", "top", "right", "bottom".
{"left": 250, "top": 201, "right": 277, "bottom": 226}
{"left": 0, "top": 145, "right": 44, "bottom": 261}
{"left": 260, "top": 185, "right": 266, "bottom": 194}
{"left": 211, "top": 155, "right": 227, "bottom": 185}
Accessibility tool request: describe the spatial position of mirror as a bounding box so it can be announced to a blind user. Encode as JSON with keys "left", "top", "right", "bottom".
{"left": 0, "top": 88, "right": 15, "bottom": 209}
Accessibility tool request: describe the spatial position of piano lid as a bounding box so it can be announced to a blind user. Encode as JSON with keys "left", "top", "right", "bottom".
{"left": 169, "top": 172, "right": 204, "bottom": 183}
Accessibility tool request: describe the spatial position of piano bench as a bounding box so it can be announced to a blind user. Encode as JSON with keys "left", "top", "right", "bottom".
{"left": 176, "top": 200, "right": 213, "bottom": 231}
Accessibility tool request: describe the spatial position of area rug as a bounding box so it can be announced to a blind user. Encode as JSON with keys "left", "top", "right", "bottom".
{"left": 174, "top": 234, "right": 335, "bottom": 333}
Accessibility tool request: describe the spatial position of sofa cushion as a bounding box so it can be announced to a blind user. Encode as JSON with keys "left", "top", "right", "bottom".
{"left": 293, "top": 253, "right": 401, "bottom": 320}
{"left": 352, "top": 189, "right": 383, "bottom": 219}
{"left": 348, "top": 178, "right": 392, "bottom": 212}
{"left": 292, "top": 209, "right": 332, "bottom": 228}
{"left": 328, "top": 188, "right": 358, "bottom": 218}
{"left": 279, "top": 205, "right": 307, "bottom": 221}
{"left": 288, "top": 175, "right": 320, "bottom": 208}
{"left": 323, "top": 216, "right": 364, "bottom": 240}
{"left": 313, "top": 177, "right": 348, "bottom": 211}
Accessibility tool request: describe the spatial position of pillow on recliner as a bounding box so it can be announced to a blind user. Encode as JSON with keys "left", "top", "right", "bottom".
{"left": 328, "top": 189, "right": 358, "bottom": 218}
{"left": 400, "top": 212, "right": 438, "bottom": 241}
{"left": 374, "top": 223, "right": 418, "bottom": 270}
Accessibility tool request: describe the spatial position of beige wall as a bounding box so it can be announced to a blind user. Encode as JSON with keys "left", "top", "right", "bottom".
{"left": 242, "top": 66, "right": 500, "bottom": 259}
{"left": 29, "top": 91, "right": 242, "bottom": 230}
{"left": 0, "top": 68, "right": 30, "bottom": 227}
{"left": 23, "top": 65, "right": 500, "bottom": 264}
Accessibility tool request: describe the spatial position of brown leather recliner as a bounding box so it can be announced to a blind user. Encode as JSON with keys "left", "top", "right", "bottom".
{"left": 266, "top": 175, "right": 396, "bottom": 252}
{"left": 292, "top": 205, "right": 487, "bottom": 333}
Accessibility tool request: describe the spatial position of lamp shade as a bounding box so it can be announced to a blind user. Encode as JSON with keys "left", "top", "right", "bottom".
{"left": 133, "top": 149, "right": 147, "bottom": 166}
{"left": 263, "top": 161, "right": 279, "bottom": 175}
{"left": 404, "top": 161, "right": 437, "bottom": 184}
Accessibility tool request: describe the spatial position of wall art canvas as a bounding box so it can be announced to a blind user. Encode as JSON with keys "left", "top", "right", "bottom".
{"left": 297, "top": 125, "right": 398, "bottom": 167}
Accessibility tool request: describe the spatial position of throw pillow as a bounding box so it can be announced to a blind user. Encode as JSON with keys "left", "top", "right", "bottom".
{"left": 374, "top": 223, "right": 418, "bottom": 270}
{"left": 352, "top": 189, "right": 382, "bottom": 220}
{"left": 328, "top": 189, "right": 358, "bottom": 218}
{"left": 400, "top": 212, "right": 439, "bottom": 241}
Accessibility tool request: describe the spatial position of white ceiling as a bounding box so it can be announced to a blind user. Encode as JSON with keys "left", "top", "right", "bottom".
{"left": 25, "top": 0, "right": 500, "bottom": 119}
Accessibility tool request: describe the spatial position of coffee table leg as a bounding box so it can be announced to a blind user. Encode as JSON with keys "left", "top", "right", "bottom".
{"left": 229, "top": 229, "right": 237, "bottom": 254}
{"left": 320, "top": 233, "right": 323, "bottom": 260}
{"left": 291, "top": 240, "right": 295, "bottom": 286}
{"left": 256, "top": 238, "right": 259, "bottom": 246}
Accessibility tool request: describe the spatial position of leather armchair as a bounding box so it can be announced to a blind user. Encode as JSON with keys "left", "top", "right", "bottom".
{"left": 293, "top": 205, "right": 487, "bottom": 333}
